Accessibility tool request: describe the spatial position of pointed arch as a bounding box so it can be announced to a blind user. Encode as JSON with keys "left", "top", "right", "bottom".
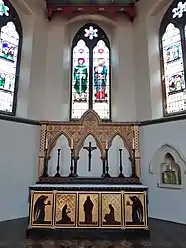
{"left": 108, "top": 132, "right": 131, "bottom": 154}
{"left": 149, "top": 143, "right": 186, "bottom": 175}
{"left": 159, "top": 0, "right": 186, "bottom": 116}
{"left": 48, "top": 131, "right": 72, "bottom": 155}
{"left": 76, "top": 132, "right": 103, "bottom": 157}
{"left": 70, "top": 23, "right": 111, "bottom": 121}
{"left": 0, "top": 0, "right": 22, "bottom": 115}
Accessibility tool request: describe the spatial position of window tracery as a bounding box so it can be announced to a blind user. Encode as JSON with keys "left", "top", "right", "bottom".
{"left": 70, "top": 23, "right": 111, "bottom": 120}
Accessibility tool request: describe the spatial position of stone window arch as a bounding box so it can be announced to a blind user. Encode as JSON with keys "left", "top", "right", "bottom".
{"left": 160, "top": 0, "right": 186, "bottom": 116}
{"left": 0, "top": 0, "right": 22, "bottom": 115}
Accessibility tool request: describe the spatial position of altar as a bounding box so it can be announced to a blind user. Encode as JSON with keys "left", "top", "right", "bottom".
{"left": 27, "top": 110, "right": 150, "bottom": 238}
{"left": 27, "top": 183, "right": 149, "bottom": 238}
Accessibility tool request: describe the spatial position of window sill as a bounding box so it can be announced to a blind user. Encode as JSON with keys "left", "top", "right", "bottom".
{"left": 157, "top": 182, "right": 183, "bottom": 189}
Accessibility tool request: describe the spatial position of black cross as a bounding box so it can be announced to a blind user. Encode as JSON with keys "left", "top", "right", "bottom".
{"left": 83, "top": 142, "right": 97, "bottom": 172}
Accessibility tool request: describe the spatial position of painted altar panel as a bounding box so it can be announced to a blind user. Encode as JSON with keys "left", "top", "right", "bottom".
{"left": 55, "top": 193, "right": 77, "bottom": 227}
{"left": 30, "top": 192, "right": 54, "bottom": 227}
{"left": 28, "top": 188, "right": 149, "bottom": 232}
{"left": 101, "top": 193, "right": 122, "bottom": 228}
{"left": 124, "top": 192, "right": 147, "bottom": 228}
{"left": 78, "top": 193, "right": 99, "bottom": 227}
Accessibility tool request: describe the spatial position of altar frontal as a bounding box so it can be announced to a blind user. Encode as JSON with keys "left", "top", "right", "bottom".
{"left": 27, "top": 185, "right": 149, "bottom": 236}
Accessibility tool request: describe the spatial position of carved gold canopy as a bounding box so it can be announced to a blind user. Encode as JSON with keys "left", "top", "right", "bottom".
{"left": 38, "top": 110, "right": 141, "bottom": 177}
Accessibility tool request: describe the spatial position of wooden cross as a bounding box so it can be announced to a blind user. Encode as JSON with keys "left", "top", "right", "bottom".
{"left": 83, "top": 142, "right": 97, "bottom": 172}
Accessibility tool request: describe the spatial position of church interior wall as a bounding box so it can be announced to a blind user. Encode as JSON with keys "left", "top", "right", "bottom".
{"left": 1, "top": 0, "right": 186, "bottom": 225}
{"left": 140, "top": 120, "right": 186, "bottom": 224}
{"left": 137, "top": 0, "right": 186, "bottom": 225}
{"left": 43, "top": 15, "right": 136, "bottom": 121}
{"left": 8, "top": 0, "right": 48, "bottom": 120}
{"left": 134, "top": 0, "right": 172, "bottom": 121}
{"left": 0, "top": 119, "right": 40, "bottom": 222}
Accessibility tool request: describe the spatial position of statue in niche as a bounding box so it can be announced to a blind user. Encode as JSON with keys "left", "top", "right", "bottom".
{"left": 161, "top": 153, "right": 181, "bottom": 185}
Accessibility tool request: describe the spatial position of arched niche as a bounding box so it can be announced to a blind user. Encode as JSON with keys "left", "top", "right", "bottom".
{"left": 78, "top": 134, "right": 102, "bottom": 177}
{"left": 149, "top": 144, "right": 186, "bottom": 189}
{"left": 161, "top": 152, "right": 181, "bottom": 185}
{"left": 48, "top": 134, "right": 71, "bottom": 177}
{"left": 109, "top": 135, "right": 131, "bottom": 177}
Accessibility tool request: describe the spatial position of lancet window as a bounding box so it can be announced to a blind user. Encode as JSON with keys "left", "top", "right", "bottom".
{"left": 70, "top": 23, "right": 111, "bottom": 120}
{"left": 160, "top": 0, "right": 186, "bottom": 116}
{"left": 0, "top": 0, "right": 22, "bottom": 115}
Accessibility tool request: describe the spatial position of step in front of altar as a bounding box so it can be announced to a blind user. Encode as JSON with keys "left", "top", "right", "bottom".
{"left": 27, "top": 184, "right": 149, "bottom": 238}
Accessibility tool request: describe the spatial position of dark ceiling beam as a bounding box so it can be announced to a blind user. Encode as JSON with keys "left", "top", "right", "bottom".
{"left": 45, "top": 0, "right": 140, "bottom": 22}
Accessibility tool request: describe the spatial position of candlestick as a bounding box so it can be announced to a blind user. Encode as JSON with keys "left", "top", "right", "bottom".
{"left": 118, "top": 148, "right": 124, "bottom": 178}
{"left": 104, "top": 148, "right": 111, "bottom": 178}
{"left": 130, "top": 148, "right": 139, "bottom": 178}
{"left": 41, "top": 148, "right": 49, "bottom": 177}
{"left": 101, "top": 156, "right": 106, "bottom": 177}
{"left": 68, "top": 149, "right": 74, "bottom": 177}
{"left": 73, "top": 156, "right": 79, "bottom": 177}
{"left": 54, "top": 149, "right": 61, "bottom": 177}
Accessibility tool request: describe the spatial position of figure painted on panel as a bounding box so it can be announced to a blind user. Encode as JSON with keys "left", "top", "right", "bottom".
{"left": 33, "top": 195, "right": 51, "bottom": 224}
{"left": 127, "top": 196, "right": 143, "bottom": 224}
{"left": 94, "top": 58, "right": 107, "bottom": 100}
{"left": 56, "top": 204, "right": 73, "bottom": 224}
{"left": 73, "top": 57, "right": 88, "bottom": 101}
{"left": 83, "top": 196, "right": 94, "bottom": 224}
{"left": 104, "top": 204, "right": 120, "bottom": 225}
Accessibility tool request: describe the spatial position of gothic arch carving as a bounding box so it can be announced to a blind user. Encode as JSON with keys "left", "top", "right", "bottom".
{"left": 76, "top": 132, "right": 103, "bottom": 157}
{"left": 149, "top": 144, "right": 186, "bottom": 175}
{"left": 80, "top": 110, "right": 100, "bottom": 127}
{"left": 48, "top": 131, "right": 72, "bottom": 156}
{"left": 39, "top": 110, "right": 140, "bottom": 178}
{"left": 108, "top": 132, "right": 131, "bottom": 155}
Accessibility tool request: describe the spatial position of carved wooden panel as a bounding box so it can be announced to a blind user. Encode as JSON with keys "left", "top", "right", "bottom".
{"left": 38, "top": 110, "right": 141, "bottom": 178}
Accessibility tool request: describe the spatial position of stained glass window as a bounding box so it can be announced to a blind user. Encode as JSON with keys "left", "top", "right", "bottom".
{"left": 70, "top": 23, "right": 111, "bottom": 120}
{"left": 93, "top": 40, "right": 110, "bottom": 119}
{"left": 160, "top": 0, "right": 186, "bottom": 116}
{"left": 71, "top": 40, "right": 89, "bottom": 119}
{"left": 0, "top": 0, "right": 22, "bottom": 115}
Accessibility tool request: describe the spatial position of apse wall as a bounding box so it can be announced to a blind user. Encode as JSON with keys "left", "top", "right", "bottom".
{"left": 44, "top": 15, "right": 136, "bottom": 122}
{"left": 10, "top": 0, "right": 48, "bottom": 120}
{"left": 0, "top": 119, "right": 40, "bottom": 222}
{"left": 134, "top": 0, "right": 172, "bottom": 121}
{"left": 140, "top": 120, "right": 186, "bottom": 224}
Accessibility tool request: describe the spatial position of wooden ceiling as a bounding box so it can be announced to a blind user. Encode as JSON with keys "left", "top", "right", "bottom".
{"left": 45, "top": 0, "right": 140, "bottom": 22}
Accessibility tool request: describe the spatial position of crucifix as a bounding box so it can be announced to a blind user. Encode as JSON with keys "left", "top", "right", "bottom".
{"left": 83, "top": 142, "right": 97, "bottom": 172}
